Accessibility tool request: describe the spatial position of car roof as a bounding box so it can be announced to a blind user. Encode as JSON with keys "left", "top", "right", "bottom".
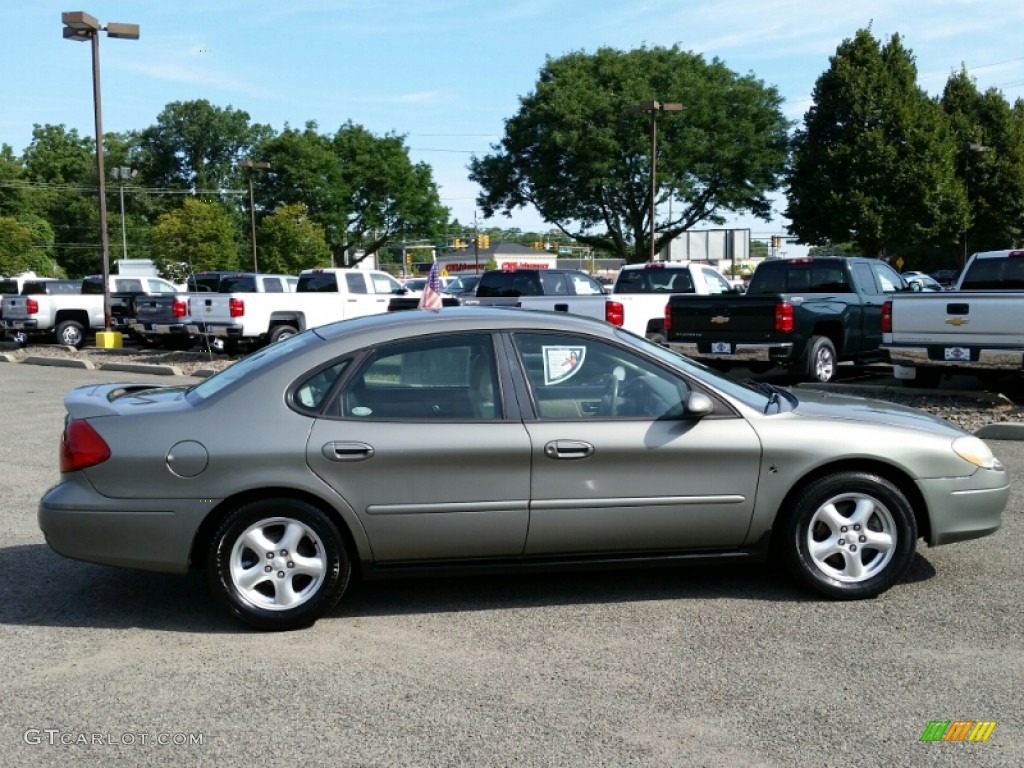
{"left": 314, "top": 305, "right": 619, "bottom": 345}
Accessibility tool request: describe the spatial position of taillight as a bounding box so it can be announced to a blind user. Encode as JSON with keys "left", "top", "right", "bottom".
{"left": 664, "top": 303, "right": 672, "bottom": 331}
{"left": 881, "top": 300, "right": 892, "bottom": 333}
{"left": 606, "top": 301, "right": 624, "bottom": 327}
{"left": 26, "top": 298, "right": 39, "bottom": 315}
{"left": 775, "top": 302, "right": 794, "bottom": 332}
{"left": 60, "top": 419, "right": 111, "bottom": 472}
{"left": 229, "top": 298, "right": 245, "bottom": 317}
{"left": 172, "top": 299, "right": 187, "bottom": 318}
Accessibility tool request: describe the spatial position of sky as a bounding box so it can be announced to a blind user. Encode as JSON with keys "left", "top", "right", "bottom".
{"left": 4, "top": 0, "right": 1024, "bottom": 258}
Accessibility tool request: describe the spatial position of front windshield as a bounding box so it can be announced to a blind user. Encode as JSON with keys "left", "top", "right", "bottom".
{"left": 186, "top": 330, "right": 320, "bottom": 403}
{"left": 615, "top": 329, "right": 780, "bottom": 410}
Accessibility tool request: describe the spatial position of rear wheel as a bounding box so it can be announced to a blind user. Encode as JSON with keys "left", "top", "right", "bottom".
{"left": 780, "top": 471, "right": 917, "bottom": 600}
{"left": 804, "top": 335, "right": 836, "bottom": 383}
{"left": 268, "top": 324, "right": 299, "bottom": 344}
{"left": 208, "top": 498, "right": 350, "bottom": 631}
{"left": 55, "top": 320, "right": 86, "bottom": 349}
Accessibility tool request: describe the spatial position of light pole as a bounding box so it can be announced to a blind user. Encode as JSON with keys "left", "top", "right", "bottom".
{"left": 964, "top": 142, "right": 990, "bottom": 266}
{"left": 111, "top": 166, "right": 136, "bottom": 261}
{"left": 61, "top": 11, "right": 139, "bottom": 347}
{"left": 630, "top": 100, "right": 683, "bottom": 261}
{"left": 238, "top": 160, "right": 271, "bottom": 272}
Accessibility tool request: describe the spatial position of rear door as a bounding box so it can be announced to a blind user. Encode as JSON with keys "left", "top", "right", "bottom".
{"left": 306, "top": 332, "right": 532, "bottom": 562}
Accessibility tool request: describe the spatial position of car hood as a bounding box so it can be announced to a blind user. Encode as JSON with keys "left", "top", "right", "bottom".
{"left": 787, "top": 387, "right": 966, "bottom": 437}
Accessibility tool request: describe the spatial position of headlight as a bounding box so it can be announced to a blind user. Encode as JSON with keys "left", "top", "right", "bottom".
{"left": 952, "top": 436, "right": 1001, "bottom": 470}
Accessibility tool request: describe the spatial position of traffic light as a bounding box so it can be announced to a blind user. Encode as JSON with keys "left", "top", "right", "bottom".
{"left": 532, "top": 240, "right": 542, "bottom": 250}
{"left": 771, "top": 235, "right": 781, "bottom": 249}
{"left": 453, "top": 238, "right": 462, "bottom": 250}
{"left": 480, "top": 233, "right": 490, "bottom": 249}
{"left": 405, "top": 253, "right": 412, "bottom": 265}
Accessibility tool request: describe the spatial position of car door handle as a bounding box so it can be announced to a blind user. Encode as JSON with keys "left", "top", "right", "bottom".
{"left": 543, "top": 440, "right": 594, "bottom": 459}
{"left": 322, "top": 442, "right": 375, "bottom": 461}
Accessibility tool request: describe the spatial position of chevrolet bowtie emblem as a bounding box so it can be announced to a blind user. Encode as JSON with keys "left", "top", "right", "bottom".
{"left": 945, "top": 317, "right": 968, "bottom": 326}
{"left": 710, "top": 315, "right": 729, "bottom": 324}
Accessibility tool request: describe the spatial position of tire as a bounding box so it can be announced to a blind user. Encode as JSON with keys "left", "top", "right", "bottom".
{"left": 208, "top": 498, "right": 350, "bottom": 631}
{"left": 780, "top": 472, "right": 917, "bottom": 600}
{"left": 645, "top": 331, "right": 666, "bottom": 345}
{"left": 55, "top": 320, "right": 86, "bottom": 349}
{"left": 804, "top": 335, "right": 836, "bottom": 383}
{"left": 268, "top": 324, "right": 299, "bottom": 344}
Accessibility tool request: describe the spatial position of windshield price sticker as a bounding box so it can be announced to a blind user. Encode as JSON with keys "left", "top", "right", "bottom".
{"left": 711, "top": 342, "right": 732, "bottom": 354}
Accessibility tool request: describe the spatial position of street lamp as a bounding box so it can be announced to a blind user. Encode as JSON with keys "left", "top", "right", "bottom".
{"left": 238, "top": 160, "right": 271, "bottom": 272}
{"left": 61, "top": 11, "right": 139, "bottom": 348}
{"left": 630, "top": 100, "right": 683, "bottom": 261}
{"left": 964, "top": 142, "right": 990, "bottom": 265}
{"left": 110, "top": 166, "right": 137, "bottom": 262}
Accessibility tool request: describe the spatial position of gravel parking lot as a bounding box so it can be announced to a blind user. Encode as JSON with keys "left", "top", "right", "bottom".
{"left": 0, "top": 362, "right": 1021, "bottom": 767}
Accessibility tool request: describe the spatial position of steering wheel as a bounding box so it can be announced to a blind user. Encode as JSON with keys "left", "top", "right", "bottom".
{"left": 600, "top": 366, "right": 625, "bottom": 417}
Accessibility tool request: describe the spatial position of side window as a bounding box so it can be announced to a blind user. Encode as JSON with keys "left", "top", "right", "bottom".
{"left": 538, "top": 272, "right": 567, "bottom": 295}
{"left": 341, "top": 334, "right": 501, "bottom": 420}
{"left": 871, "top": 263, "right": 902, "bottom": 293}
{"left": 851, "top": 263, "right": 877, "bottom": 293}
{"left": 570, "top": 273, "right": 604, "bottom": 295}
{"left": 371, "top": 274, "right": 404, "bottom": 295}
{"left": 146, "top": 279, "right": 175, "bottom": 294}
{"left": 116, "top": 279, "right": 143, "bottom": 293}
{"left": 293, "top": 361, "right": 350, "bottom": 411}
{"left": 345, "top": 273, "right": 368, "bottom": 294}
{"left": 702, "top": 269, "right": 731, "bottom": 295}
{"left": 512, "top": 333, "right": 687, "bottom": 420}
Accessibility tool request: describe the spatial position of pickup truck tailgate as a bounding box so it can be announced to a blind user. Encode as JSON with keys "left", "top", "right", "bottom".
{"left": 667, "top": 296, "right": 783, "bottom": 343}
{"left": 890, "top": 292, "right": 1024, "bottom": 346}
{"left": 2, "top": 296, "right": 31, "bottom": 321}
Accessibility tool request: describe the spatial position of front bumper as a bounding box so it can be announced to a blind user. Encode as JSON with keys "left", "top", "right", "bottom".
{"left": 918, "top": 466, "right": 1010, "bottom": 546}
{"left": 38, "top": 477, "right": 217, "bottom": 574}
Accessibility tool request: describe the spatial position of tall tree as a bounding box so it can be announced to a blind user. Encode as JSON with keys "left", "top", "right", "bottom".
{"left": 786, "top": 28, "right": 965, "bottom": 258}
{"left": 255, "top": 121, "right": 448, "bottom": 266}
{"left": 941, "top": 68, "right": 1024, "bottom": 257}
{"left": 151, "top": 198, "right": 240, "bottom": 280}
{"left": 257, "top": 203, "right": 331, "bottom": 273}
{"left": 138, "top": 100, "right": 272, "bottom": 195}
{"left": 469, "top": 45, "right": 790, "bottom": 263}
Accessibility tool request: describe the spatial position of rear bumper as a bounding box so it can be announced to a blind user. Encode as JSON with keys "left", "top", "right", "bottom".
{"left": 882, "top": 344, "right": 1024, "bottom": 370}
{"left": 38, "top": 478, "right": 213, "bottom": 574}
{"left": 3, "top": 319, "right": 40, "bottom": 331}
{"left": 667, "top": 341, "right": 794, "bottom": 363}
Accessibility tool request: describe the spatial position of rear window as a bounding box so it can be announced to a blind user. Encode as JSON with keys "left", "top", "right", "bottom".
{"left": 31, "top": 280, "right": 82, "bottom": 295}
{"left": 297, "top": 273, "right": 339, "bottom": 292}
{"left": 748, "top": 263, "right": 850, "bottom": 294}
{"left": 477, "top": 271, "right": 542, "bottom": 298}
{"left": 959, "top": 257, "right": 1024, "bottom": 290}
{"left": 219, "top": 276, "right": 257, "bottom": 293}
{"left": 188, "top": 274, "right": 224, "bottom": 292}
{"left": 614, "top": 268, "right": 695, "bottom": 294}
{"left": 0, "top": 280, "right": 18, "bottom": 294}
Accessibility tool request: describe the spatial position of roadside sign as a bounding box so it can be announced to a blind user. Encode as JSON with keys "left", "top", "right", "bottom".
{"left": 895, "top": 257, "right": 904, "bottom": 270}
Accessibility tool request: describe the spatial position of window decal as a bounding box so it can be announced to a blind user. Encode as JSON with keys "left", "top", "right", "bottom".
{"left": 542, "top": 345, "right": 586, "bottom": 385}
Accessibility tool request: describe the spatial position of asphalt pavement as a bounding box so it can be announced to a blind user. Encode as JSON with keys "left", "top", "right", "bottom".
{"left": 0, "top": 362, "right": 1021, "bottom": 767}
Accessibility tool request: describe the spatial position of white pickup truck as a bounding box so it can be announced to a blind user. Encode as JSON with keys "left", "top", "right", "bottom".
{"left": 200, "top": 267, "right": 407, "bottom": 351}
{"left": 605, "top": 261, "right": 739, "bottom": 342}
{"left": 882, "top": 249, "right": 1024, "bottom": 387}
{"left": 3, "top": 274, "right": 179, "bottom": 348}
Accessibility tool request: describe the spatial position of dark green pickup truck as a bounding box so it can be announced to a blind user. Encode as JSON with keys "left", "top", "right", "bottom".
{"left": 664, "top": 256, "right": 909, "bottom": 382}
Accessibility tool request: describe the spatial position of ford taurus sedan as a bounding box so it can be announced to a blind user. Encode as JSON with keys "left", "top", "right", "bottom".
{"left": 39, "top": 308, "right": 1009, "bottom": 630}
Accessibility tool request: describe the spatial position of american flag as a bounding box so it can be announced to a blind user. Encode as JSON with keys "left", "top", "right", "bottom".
{"left": 418, "top": 259, "right": 444, "bottom": 312}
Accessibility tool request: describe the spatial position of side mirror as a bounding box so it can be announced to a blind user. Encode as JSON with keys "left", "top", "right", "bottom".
{"left": 685, "top": 391, "right": 715, "bottom": 418}
{"left": 907, "top": 279, "right": 922, "bottom": 292}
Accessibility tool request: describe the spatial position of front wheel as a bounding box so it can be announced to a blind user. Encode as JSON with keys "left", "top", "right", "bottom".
{"left": 780, "top": 472, "right": 917, "bottom": 600}
{"left": 55, "top": 320, "right": 86, "bottom": 349}
{"left": 208, "top": 499, "right": 350, "bottom": 630}
{"left": 804, "top": 335, "right": 836, "bottom": 383}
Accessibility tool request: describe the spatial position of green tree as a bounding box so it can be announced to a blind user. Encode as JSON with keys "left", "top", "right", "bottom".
{"left": 469, "top": 45, "right": 790, "bottom": 263}
{"left": 151, "top": 198, "right": 240, "bottom": 280}
{"left": 0, "top": 144, "right": 30, "bottom": 219}
{"left": 941, "top": 68, "right": 1024, "bottom": 258}
{"left": 138, "top": 100, "right": 273, "bottom": 195}
{"left": 256, "top": 121, "right": 448, "bottom": 266}
{"left": 257, "top": 203, "right": 331, "bottom": 273}
{"left": 0, "top": 216, "right": 35, "bottom": 275}
{"left": 786, "top": 28, "right": 966, "bottom": 258}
